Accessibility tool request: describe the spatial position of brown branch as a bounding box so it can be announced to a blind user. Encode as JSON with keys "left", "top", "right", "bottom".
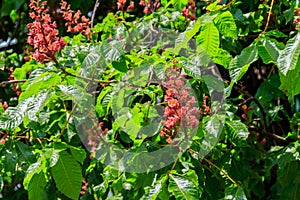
{"left": 249, "top": 125, "right": 290, "bottom": 145}
{"left": 0, "top": 80, "right": 26, "bottom": 87}
{"left": 91, "top": 0, "right": 100, "bottom": 28}
{"left": 263, "top": 0, "right": 275, "bottom": 34}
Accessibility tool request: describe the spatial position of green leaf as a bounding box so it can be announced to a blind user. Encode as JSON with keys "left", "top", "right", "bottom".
{"left": 278, "top": 33, "right": 300, "bottom": 75}
{"left": 0, "top": 97, "right": 34, "bottom": 131}
{"left": 229, "top": 44, "right": 258, "bottom": 83}
{"left": 101, "top": 40, "right": 124, "bottom": 62}
{"left": 258, "top": 38, "right": 280, "bottom": 64}
{"left": 69, "top": 146, "right": 86, "bottom": 165}
{"left": 27, "top": 90, "right": 52, "bottom": 122}
{"left": 0, "top": 0, "right": 25, "bottom": 17}
{"left": 51, "top": 151, "right": 82, "bottom": 200}
{"left": 143, "top": 176, "right": 168, "bottom": 200}
{"left": 225, "top": 186, "right": 247, "bottom": 200}
{"left": 19, "top": 72, "right": 61, "bottom": 101}
{"left": 212, "top": 48, "right": 233, "bottom": 69}
{"left": 24, "top": 161, "right": 44, "bottom": 190}
{"left": 197, "top": 23, "right": 220, "bottom": 57}
{"left": 112, "top": 56, "right": 128, "bottom": 72}
{"left": 0, "top": 176, "right": 3, "bottom": 192}
{"left": 168, "top": 171, "right": 199, "bottom": 199}
{"left": 279, "top": 60, "right": 300, "bottom": 104}
{"left": 225, "top": 120, "right": 249, "bottom": 146}
{"left": 214, "top": 11, "right": 237, "bottom": 39}
{"left": 15, "top": 141, "right": 35, "bottom": 165}
{"left": 28, "top": 172, "right": 47, "bottom": 200}
{"left": 174, "top": 21, "right": 201, "bottom": 54}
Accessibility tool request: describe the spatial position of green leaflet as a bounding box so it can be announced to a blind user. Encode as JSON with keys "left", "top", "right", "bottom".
{"left": 174, "top": 21, "right": 201, "bottom": 54}
{"left": 0, "top": 97, "right": 34, "bottom": 131}
{"left": 225, "top": 120, "right": 249, "bottom": 146}
{"left": 142, "top": 176, "right": 169, "bottom": 200}
{"left": 212, "top": 48, "right": 233, "bottom": 69}
{"left": 229, "top": 44, "right": 258, "bottom": 83}
{"left": 168, "top": 171, "right": 199, "bottom": 200}
{"left": 258, "top": 38, "right": 280, "bottom": 64}
{"left": 51, "top": 151, "right": 82, "bottom": 200}
{"left": 214, "top": 11, "right": 238, "bottom": 39}
{"left": 28, "top": 172, "right": 47, "bottom": 200}
{"left": 19, "top": 71, "right": 61, "bottom": 101}
{"left": 278, "top": 33, "right": 300, "bottom": 75}
{"left": 225, "top": 186, "right": 247, "bottom": 200}
{"left": 279, "top": 60, "right": 300, "bottom": 104}
{"left": 197, "top": 23, "right": 220, "bottom": 57}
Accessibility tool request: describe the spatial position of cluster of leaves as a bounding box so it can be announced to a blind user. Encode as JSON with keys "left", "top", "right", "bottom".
{"left": 0, "top": 0, "right": 300, "bottom": 199}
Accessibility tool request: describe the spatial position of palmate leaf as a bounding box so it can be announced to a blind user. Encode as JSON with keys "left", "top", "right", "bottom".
{"left": 258, "top": 38, "right": 280, "bottom": 64}
{"left": 214, "top": 11, "right": 237, "bottom": 39}
{"left": 0, "top": 97, "right": 34, "bottom": 131}
{"left": 51, "top": 151, "right": 82, "bottom": 200}
{"left": 278, "top": 33, "right": 300, "bottom": 75}
{"left": 229, "top": 44, "right": 258, "bottom": 83}
{"left": 28, "top": 172, "right": 47, "bottom": 200}
{"left": 168, "top": 170, "right": 199, "bottom": 200}
{"left": 197, "top": 23, "right": 220, "bottom": 57}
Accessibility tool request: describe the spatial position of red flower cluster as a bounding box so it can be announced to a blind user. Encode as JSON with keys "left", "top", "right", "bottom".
{"left": 117, "top": 0, "right": 135, "bottom": 12}
{"left": 160, "top": 67, "right": 199, "bottom": 143}
{"left": 60, "top": 1, "right": 91, "bottom": 37}
{"left": 182, "top": 0, "right": 196, "bottom": 21}
{"left": 294, "top": 8, "right": 300, "bottom": 30}
{"left": 139, "top": 0, "right": 161, "bottom": 14}
{"left": 27, "top": 0, "right": 66, "bottom": 63}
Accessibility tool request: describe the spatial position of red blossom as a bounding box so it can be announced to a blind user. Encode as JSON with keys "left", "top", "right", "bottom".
{"left": 27, "top": 0, "right": 66, "bottom": 63}
{"left": 60, "top": 1, "right": 91, "bottom": 38}
{"left": 160, "top": 67, "right": 200, "bottom": 143}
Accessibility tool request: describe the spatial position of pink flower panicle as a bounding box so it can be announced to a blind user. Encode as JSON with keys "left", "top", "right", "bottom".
{"left": 294, "top": 8, "right": 300, "bottom": 30}
{"left": 27, "top": 0, "right": 66, "bottom": 63}
{"left": 60, "top": 1, "right": 91, "bottom": 37}
{"left": 182, "top": 0, "right": 196, "bottom": 21}
{"left": 160, "top": 67, "right": 199, "bottom": 144}
{"left": 117, "top": 0, "right": 135, "bottom": 12}
{"left": 139, "top": 0, "right": 161, "bottom": 14}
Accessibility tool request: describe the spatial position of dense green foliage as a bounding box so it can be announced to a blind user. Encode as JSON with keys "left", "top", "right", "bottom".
{"left": 0, "top": 0, "right": 300, "bottom": 199}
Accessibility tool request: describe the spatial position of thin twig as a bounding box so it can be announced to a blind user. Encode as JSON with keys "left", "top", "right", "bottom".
{"left": 91, "top": 0, "right": 100, "bottom": 28}
{"left": 61, "top": 68, "right": 116, "bottom": 84}
{"left": 248, "top": 126, "right": 290, "bottom": 145}
{"left": 0, "top": 80, "right": 26, "bottom": 87}
{"left": 188, "top": 148, "right": 239, "bottom": 186}
{"left": 263, "top": 0, "right": 275, "bottom": 34}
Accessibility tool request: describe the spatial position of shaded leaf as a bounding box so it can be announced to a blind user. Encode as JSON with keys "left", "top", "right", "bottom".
{"left": 51, "top": 151, "right": 82, "bottom": 200}
{"left": 28, "top": 172, "right": 47, "bottom": 200}
{"left": 258, "top": 38, "right": 280, "bottom": 64}
{"left": 229, "top": 44, "right": 258, "bottom": 83}
{"left": 278, "top": 33, "right": 300, "bottom": 75}
{"left": 168, "top": 171, "right": 199, "bottom": 200}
